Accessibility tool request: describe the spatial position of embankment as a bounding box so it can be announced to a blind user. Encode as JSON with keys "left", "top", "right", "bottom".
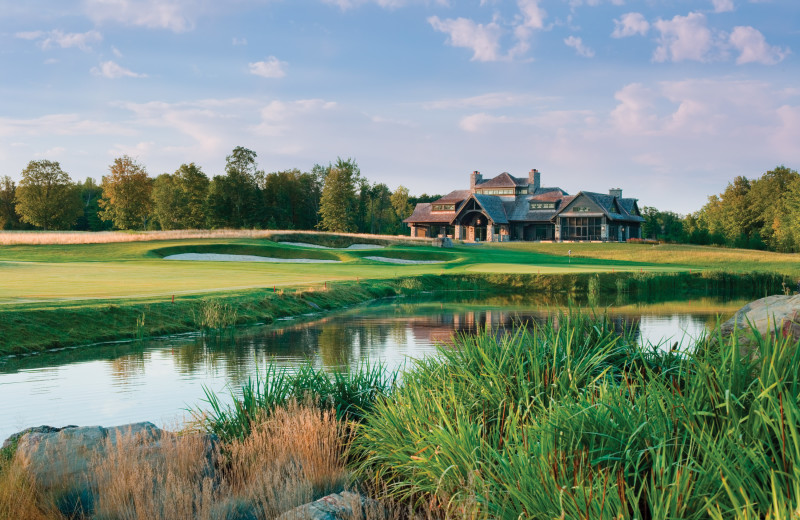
{"left": 0, "top": 270, "right": 791, "bottom": 356}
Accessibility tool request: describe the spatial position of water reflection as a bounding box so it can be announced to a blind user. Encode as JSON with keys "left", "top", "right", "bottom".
{"left": 0, "top": 293, "right": 746, "bottom": 441}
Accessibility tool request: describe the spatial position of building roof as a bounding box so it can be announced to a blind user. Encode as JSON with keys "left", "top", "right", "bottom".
{"left": 476, "top": 172, "right": 527, "bottom": 189}
{"left": 473, "top": 194, "right": 509, "bottom": 224}
{"left": 432, "top": 190, "right": 471, "bottom": 204}
{"left": 554, "top": 191, "right": 645, "bottom": 223}
{"left": 403, "top": 203, "right": 455, "bottom": 223}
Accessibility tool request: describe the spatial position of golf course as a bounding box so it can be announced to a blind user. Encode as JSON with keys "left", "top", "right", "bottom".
{"left": 0, "top": 230, "right": 797, "bottom": 354}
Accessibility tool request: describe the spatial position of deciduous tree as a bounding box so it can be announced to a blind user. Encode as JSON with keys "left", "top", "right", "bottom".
{"left": 14, "top": 160, "right": 82, "bottom": 230}
{"left": 207, "top": 147, "right": 261, "bottom": 228}
{"left": 99, "top": 156, "right": 153, "bottom": 230}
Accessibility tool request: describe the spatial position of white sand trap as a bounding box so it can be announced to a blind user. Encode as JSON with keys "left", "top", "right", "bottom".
{"left": 364, "top": 256, "right": 444, "bottom": 264}
{"left": 279, "top": 241, "right": 384, "bottom": 250}
{"left": 164, "top": 253, "right": 340, "bottom": 263}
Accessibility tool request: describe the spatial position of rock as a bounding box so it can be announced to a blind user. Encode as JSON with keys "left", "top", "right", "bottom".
{"left": 432, "top": 237, "right": 453, "bottom": 248}
{"left": 277, "top": 492, "right": 385, "bottom": 520}
{"left": 2, "top": 425, "right": 76, "bottom": 452}
{"left": 719, "top": 294, "right": 800, "bottom": 358}
{"left": 13, "top": 422, "right": 216, "bottom": 517}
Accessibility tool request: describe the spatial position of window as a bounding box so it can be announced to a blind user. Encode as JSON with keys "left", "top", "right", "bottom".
{"left": 478, "top": 188, "right": 514, "bottom": 195}
{"left": 530, "top": 202, "right": 555, "bottom": 210}
{"left": 432, "top": 204, "right": 455, "bottom": 212}
{"left": 561, "top": 217, "right": 602, "bottom": 241}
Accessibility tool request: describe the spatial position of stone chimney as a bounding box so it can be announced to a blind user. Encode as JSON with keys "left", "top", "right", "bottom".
{"left": 528, "top": 169, "right": 541, "bottom": 193}
{"left": 470, "top": 171, "right": 483, "bottom": 190}
{"left": 609, "top": 188, "right": 622, "bottom": 198}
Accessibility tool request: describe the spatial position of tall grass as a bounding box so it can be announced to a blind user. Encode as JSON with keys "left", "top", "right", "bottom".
{"left": 196, "top": 361, "right": 398, "bottom": 442}
{"left": 351, "top": 313, "right": 800, "bottom": 518}
{"left": 1, "top": 403, "right": 351, "bottom": 520}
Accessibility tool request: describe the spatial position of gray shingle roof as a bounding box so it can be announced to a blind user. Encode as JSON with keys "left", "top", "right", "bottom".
{"left": 477, "top": 172, "right": 528, "bottom": 189}
{"left": 403, "top": 203, "right": 455, "bottom": 223}
{"left": 473, "top": 194, "right": 509, "bottom": 224}
{"left": 433, "top": 190, "right": 471, "bottom": 204}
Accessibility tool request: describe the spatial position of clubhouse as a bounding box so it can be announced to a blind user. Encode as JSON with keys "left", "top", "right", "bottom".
{"left": 404, "top": 169, "right": 644, "bottom": 242}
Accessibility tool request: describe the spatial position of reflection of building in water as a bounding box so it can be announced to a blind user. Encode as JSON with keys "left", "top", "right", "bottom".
{"left": 405, "top": 310, "right": 644, "bottom": 346}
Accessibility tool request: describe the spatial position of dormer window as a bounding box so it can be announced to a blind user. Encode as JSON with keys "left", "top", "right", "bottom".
{"left": 432, "top": 204, "right": 455, "bottom": 212}
{"left": 477, "top": 188, "right": 515, "bottom": 195}
{"left": 530, "top": 202, "right": 556, "bottom": 210}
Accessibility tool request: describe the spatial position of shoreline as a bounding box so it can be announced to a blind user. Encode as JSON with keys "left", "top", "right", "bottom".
{"left": 0, "top": 270, "right": 790, "bottom": 357}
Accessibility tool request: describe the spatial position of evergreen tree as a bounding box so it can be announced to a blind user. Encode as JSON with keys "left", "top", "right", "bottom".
{"left": 0, "top": 176, "right": 20, "bottom": 230}
{"left": 318, "top": 158, "right": 359, "bottom": 232}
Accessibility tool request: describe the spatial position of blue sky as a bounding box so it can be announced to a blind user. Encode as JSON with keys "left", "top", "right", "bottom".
{"left": 1, "top": 0, "right": 798, "bottom": 213}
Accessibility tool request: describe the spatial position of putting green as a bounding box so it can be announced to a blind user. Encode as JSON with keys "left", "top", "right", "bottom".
{"left": 6, "top": 236, "right": 775, "bottom": 304}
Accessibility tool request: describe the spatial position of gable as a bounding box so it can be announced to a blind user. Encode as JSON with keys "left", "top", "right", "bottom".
{"left": 558, "top": 193, "right": 606, "bottom": 215}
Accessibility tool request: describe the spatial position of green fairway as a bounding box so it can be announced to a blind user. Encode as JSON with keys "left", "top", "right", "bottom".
{"left": 1, "top": 236, "right": 797, "bottom": 305}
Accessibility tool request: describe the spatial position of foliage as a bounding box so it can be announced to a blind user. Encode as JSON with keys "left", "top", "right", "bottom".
{"left": 99, "top": 156, "right": 154, "bottom": 230}
{"left": 352, "top": 315, "right": 800, "bottom": 518}
{"left": 318, "top": 158, "right": 360, "bottom": 232}
{"left": 197, "top": 361, "right": 397, "bottom": 442}
{"left": 207, "top": 147, "right": 261, "bottom": 228}
{"left": 73, "top": 178, "right": 110, "bottom": 231}
{"left": 261, "top": 169, "right": 322, "bottom": 230}
{"left": 692, "top": 165, "right": 800, "bottom": 252}
{"left": 641, "top": 206, "right": 685, "bottom": 242}
{"left": 0, "top": 176, "right": 20, "bottom": 230}
{"left": 14, "top": 160, "right": 82, "bottom": 230}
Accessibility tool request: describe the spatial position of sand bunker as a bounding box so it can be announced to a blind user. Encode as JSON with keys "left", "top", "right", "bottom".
{"left": 364, "top": 256, "right": 444, "bottom": 264}
{"left": 279, "top": 241, "right": 384, "bottom": 250}
{"left": 164, "top": 253, "right": 340, "bottom": 263}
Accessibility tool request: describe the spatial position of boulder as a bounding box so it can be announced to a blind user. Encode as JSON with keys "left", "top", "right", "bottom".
{"left": 719, "top": 294, "right": 800, "bottom": 357}
{"left": 277, "top": 492, "right": 385, "bottom": 520}
{"left": 12, "top": 422, "right": 216, "bottom": 517}
{"left": 432, "top": 237, "right": 453, "bottom": 248}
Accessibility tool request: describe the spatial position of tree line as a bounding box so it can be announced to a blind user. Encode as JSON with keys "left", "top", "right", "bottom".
{"left": 641, "top": 165, "right": 800, "bottom": 252}
{"left": 0, "top": 147, "right": 420, "bottom": 235}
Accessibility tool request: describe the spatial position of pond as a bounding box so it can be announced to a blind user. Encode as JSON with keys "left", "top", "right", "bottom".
{"left": 0, "top": 292, "right": 747, "bottom": 441}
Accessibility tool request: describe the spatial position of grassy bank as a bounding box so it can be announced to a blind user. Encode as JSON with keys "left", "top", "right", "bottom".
{"left": 1, "top": 270, "right": 792, "bottom": 356}
{"left": 1, "top": 232, "right": 797, "bottom": 355}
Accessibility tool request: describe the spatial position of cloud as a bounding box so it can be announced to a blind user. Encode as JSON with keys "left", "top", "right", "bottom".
{"left": 652, "top": 12, "right": 715, "bottom": 62}
{"left": 564, "top": 36, "right": 594, "bottom": 57}
{"left": 424, "top": 92, "right": 552, "bottom": 110}
{"left": 428, "top": 16, "right": 503, "bottom": 62}
{"left": 711, "top": 0, "right": 734, "bottom": 13}
{"left": 0, "top": 114, "right": 134, "bottom": 138}
{"left": 84, "top": 0, "right": 196, "bottom": 32}
{"left": 15, "top": 29, "right": 102, "bottom": 51}
{"left": 232, "top": 37, "right": 247, "bottom": 46}
{"left": 248, "top": 56, "right": 287, "bottom": 78}
{"left": 91, "top": 61, "right": 147, "bottom": 79}
{"left": 35, "top": 147, "right": 67, "bottom": 158}
{"left": 459, "top": 113, "right": 513, "bottom": 132}
{"left": 729, "top": 26, "right": 789, "bottom": 65}
{"left": 611, "top": 12, "right": 649, "bottom": 38}
{"left": 321, "top": 0, "right": 450, "bottom": 9}
{"left": 254, "top": 99, "right": 338, "bottom": 136}
{"left": 510, "top": 0, "right": 546, "bottom": 56}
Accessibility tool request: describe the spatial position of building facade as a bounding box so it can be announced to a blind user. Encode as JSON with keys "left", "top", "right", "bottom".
{"left": 404, "top": 169, "right": 644, "bottom": 242}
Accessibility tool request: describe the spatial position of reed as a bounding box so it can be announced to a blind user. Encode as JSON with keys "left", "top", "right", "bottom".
{"left": 196, "top": 361, "right": 398, "bottom": 442}
{"left": 351, "top": 313, "right": 800, "bottom": 518}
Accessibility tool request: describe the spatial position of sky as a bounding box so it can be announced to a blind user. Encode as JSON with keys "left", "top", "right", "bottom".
{"left": 1, "top": 0, "right": 798, "bottom": 214}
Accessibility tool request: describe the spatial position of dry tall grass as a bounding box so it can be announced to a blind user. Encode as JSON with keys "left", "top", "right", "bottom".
{"left": 0, "top": 457, "right": 59, "bottom": 520}
{"left": 0, "top": 229, "right": 427, "bottom": 246}
{"left": 0, "top": 403, "right": 351, "bottom": 520}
